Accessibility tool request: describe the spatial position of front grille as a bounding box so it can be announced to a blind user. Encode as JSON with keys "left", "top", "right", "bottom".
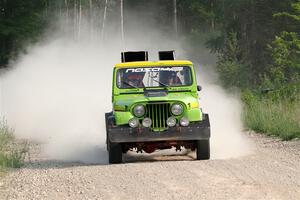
{"left": 146, "top": 103, "right": 170, "bottom": 131}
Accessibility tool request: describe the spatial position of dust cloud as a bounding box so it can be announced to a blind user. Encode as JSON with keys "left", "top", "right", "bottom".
{"left": 0, "top": 39, "right": 115, "bottom": 163}
{"left": 0, "top": 10, "right": 252, "bottom": 163}
{"left": 197, "top": 66, "right": 253, "bottom": 159}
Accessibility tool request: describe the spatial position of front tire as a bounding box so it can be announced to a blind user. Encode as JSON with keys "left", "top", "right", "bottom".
{"left": 196, "top": 139, "right": 210, "bottom": 160}
{"left": 105, "top": 112, "right": 114, "bottom": 151}
{"left": 108, "top": 141, "right": 122, "bottom": 164}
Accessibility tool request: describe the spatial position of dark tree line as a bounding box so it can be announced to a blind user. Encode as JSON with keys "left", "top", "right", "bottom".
{"left": 0, "top": 0, "right": 47, "bottom": 66}
{"left": 178, "top": 0, "right": 300, "bottom": 90}
{"left": 0, "top": 0, "right": 110, "bottom": 66}
{"left": 1, "top": 0, "right": 300, "bottom": 92}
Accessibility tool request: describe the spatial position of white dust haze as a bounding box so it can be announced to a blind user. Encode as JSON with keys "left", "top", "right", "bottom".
{"left": 197, "top": 66, "right": 253, "bottom": 159}
{"left": 1, "top": 39, "right": 114, "bottom": 163}
{"left": 0, "top": 14, "right": 252, "bottom": 163}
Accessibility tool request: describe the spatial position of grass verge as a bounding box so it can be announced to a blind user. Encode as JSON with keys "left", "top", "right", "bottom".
{"left": 243, "top": 94, "right": 300, "bottom": 140}
{"left": 0, "top": 119, "right": 28, "bottom": 171}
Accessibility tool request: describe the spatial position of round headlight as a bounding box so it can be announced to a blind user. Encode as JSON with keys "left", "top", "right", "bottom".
{"left": 171, "top": 104, "right": 183, "bottom": 116}
{"left": 133, "top": 104, "right": 145, "bottom": 117}
{"left": 166, "top": 117, "right": 177, "bottom": 127}
{"left": 180, "top": 117, "right": 190, "bottom": 127}
{"left": 129, "top": 118, "right": 139, "bottom": 128}
{"left": 142, "top": 118, "right": 152, "bottom": 128}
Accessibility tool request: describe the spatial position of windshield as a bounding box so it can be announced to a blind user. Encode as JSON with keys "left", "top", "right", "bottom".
{"left": 116, "top": 66, "right": 193, "bottom": 89}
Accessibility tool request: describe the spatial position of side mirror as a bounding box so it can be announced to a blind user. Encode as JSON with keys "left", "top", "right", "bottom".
{"left": 197, "top": 85, "right": 202, "bottom": 91}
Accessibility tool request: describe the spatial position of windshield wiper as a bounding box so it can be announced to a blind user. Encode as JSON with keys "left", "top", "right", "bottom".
{"left": 149, "top": 75, "right": 168, "bottom": 87}
{"left": 122, "top": 80, "right": 139, "bottom": 89}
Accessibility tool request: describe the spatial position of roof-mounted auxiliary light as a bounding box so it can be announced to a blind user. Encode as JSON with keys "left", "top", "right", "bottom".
{"left": 158, "top": 50, "right": 175, "bottom": 60}
{"left": 121, "top": 51, "right": 148, "bottom": 63}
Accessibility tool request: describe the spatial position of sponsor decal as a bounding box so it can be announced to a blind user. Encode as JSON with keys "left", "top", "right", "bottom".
{"left": 125, "top": 67, "right": 183, "bottom": 73}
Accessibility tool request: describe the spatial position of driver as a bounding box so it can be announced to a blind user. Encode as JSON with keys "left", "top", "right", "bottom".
{"left": 166, "top": 71, "right": 182, "bottom": 86}
{"left": 125, "top": 73, "right": 145, "bottom": 88}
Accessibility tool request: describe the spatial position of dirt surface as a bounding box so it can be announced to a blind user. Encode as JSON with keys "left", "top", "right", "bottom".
{"left": 1, "top": 132, "right": 300, "bottom": 200}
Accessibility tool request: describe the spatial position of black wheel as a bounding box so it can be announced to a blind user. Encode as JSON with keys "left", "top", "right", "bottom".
{"left": 105, "top": 112, "right": 114, "bottom": 151}
{"left": 108, "top": 141, "right": 122, "bottom": 164}
{"left": 196, "top": 139, "right": 210, "bottom": 160}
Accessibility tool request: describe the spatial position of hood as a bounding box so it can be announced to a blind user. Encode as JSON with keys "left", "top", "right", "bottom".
{"left": 113, "top": 91, "right": 199, "bottom": 108}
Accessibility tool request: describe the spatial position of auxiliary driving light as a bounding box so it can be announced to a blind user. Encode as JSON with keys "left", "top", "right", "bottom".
{"left": 133, "top": 104, "right": 145, "bottom": 117}
{"left": 142, "top": 118, "right": 152, "bottom": 128}
{"left": 129, "top": 118, "right": 139, "bottom": 128}
{"left": 171, "top": 104, "right": 183, "bottom": 116}
{"left": 180, "top": 117, "right": 190, "bottom": 127}
{"left": 167, "top": 117, "right": 177, "bottom": 127}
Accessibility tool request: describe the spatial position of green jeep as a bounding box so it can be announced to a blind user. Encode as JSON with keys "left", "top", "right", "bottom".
{"left": 106, "top": 51, "right": 210, "bottom": 163}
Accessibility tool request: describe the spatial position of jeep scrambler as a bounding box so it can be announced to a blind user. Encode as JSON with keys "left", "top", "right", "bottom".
{"left": 106, "top": 51, "right": 210, "bottom": 163}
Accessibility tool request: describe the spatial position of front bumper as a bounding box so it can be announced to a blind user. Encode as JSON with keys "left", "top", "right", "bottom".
{"left": 107, "top": 116, "right": 210, "bottom": 143}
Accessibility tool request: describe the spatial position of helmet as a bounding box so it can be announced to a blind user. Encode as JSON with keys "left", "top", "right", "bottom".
{"left": 171, "top": 71, "right": 177, "bottom": 77}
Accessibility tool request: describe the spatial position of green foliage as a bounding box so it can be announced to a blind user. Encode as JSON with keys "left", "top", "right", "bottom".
{"left": 178, "top": 0, "right": 300, "bottom": 140}
{"left": 0, "top": 0, "right": 48, "bottom": 65}
{"left": 0, "top": 120, "right": 28, "bottom": 170}
{"left": 243, "top": 91, "right": 300, "bottom": 140}
{"left": 215, "top": 32, "right": 250, "bottom": 88}
{"left": 264, "top": 83, "right": 300, "bottom": 102}
{"left": 268, "top": 32, "right": 300, "bottom": 85}
{"left": 202, "top": 0, "right": 297, "bottom": 88}
{"left": 274, "top": 2, "right": 300, "bottom": 25}
{"left": 178, "top": 0, "right": 217, "bottom": 32}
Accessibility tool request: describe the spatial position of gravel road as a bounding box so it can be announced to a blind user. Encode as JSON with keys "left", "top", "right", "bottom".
{"left": 1, "top": 132, "right": 300, "bottom": 200}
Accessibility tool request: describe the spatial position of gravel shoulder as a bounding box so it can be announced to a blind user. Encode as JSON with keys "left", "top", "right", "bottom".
{"left": 1, "top": 132, "right": 300, "bottom": 200}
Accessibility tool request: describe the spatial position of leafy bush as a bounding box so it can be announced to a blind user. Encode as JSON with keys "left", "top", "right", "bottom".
{"left": 214, "top": 32, "right": 252, "bottom": 88}
{"left": 267, "top": 32, "right": 300, "bottom": 86}
{"left": 0, "top": 120, "right": 28, "bottom": 170}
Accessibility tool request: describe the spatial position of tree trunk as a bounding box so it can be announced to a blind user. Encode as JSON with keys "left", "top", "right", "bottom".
{"left": 74, "top": 0, "right": 77, "bottom": 40}
{"left": 120, "top": 0, "right": 125, "bottom": 43}
{"left": 65, "top": 0, "right": 68, "bottom": 18}
{"left": 78, "top": 0, "right": 82, "bottom": 40}
{"left": 210, "top": 0, "right": 215, "bottom": 30}
{"left": 174, "top": 0, "right": 178, "bottom": 37}
{"left": 101, "top": 0, "right": 108, "bottom": 41}
{"left": 89, "top": 0, "right": 93, "bottom": 41}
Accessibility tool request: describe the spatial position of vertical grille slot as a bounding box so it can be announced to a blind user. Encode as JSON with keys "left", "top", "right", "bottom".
{"left": 146, "top": 103, "right": 170, "bottom": 131}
